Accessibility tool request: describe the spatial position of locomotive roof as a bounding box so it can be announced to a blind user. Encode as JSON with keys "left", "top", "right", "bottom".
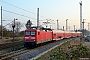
{"left": 25, "top": 26, "right": 52, "bottom": 32}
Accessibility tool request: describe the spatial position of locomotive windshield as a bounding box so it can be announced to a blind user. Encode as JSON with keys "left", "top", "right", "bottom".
{"left": 25, "top": 32, "right": 30, "bottom": 35}
{"left": 31, "top": 32, "right": 35, "bottom": 35}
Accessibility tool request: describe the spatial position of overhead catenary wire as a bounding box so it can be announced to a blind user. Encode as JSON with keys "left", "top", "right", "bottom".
{"left": 0, "top": 0, "right": 54, "bottom": 28}
{"left": 0, "top": 8, "right": 38, "bottom": 27}
{"left": 2, "top": 9, "right": 36, "bottom": 20}
{"left": 3, "top": 21, "right": 13, "bottom": 27}
{"left": 0, "top": 0, "right": 48, "bottom": 19}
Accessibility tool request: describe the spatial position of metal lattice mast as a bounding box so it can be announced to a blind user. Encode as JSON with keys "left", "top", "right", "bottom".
{"left": 79, "top": 1, "right": 82, "bottom": 30}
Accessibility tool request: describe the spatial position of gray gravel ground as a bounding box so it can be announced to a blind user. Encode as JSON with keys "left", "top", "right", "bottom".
{"left": 13, "top": 38, "right": 76, "bottom": 60}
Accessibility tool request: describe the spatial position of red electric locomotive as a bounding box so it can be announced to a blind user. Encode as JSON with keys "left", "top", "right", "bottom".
{"left": 24, "top": 27, "right": 53, "bottom": 47}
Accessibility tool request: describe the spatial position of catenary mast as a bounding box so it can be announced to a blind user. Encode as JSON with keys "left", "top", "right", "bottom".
{"left": 37, "top": 8, "right": 39, "bottom": 29}
{"left": 79, "top": 1, "right": 82, "bottom": 30}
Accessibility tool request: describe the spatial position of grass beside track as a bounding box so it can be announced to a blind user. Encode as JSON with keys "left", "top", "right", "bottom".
{"left": 36, "top": 39, "right": 90, "bottom": 60}
{"left": 0, "top": 37, "right": 23, "bottom": 44}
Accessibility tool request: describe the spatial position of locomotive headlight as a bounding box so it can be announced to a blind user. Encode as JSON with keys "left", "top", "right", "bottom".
{"left": 33, "top": 40, "right": 36, "bottom": 41}
{"left": 31, "top": 37, "right": 35, "bottom": 39}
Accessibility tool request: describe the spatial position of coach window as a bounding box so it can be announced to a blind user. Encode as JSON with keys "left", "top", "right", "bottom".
{"left": 38, "top": 32, "right": 40, "bottom": 35}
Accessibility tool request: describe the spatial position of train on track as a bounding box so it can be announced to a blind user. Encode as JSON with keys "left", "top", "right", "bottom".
{"left": 24, "top": 27, "right": 82, "bottom": 47}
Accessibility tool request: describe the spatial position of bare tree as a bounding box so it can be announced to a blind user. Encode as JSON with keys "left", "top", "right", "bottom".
{"left": 9, "top": 21, "right": 23, "bottom": 34}
{"left": 0, "top": 26, "right": 10, "bottom": 37}
{"left": 15, "top": 22, "right": 23, "bottom": 34}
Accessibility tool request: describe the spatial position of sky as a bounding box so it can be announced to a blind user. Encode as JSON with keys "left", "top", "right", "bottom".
{"left": 0, "top": 0, "right": 90, "bottom": 31}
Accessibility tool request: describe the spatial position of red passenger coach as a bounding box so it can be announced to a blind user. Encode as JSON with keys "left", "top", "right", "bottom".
{"left": 24, "top": 28, "right": 53, "bottom": 47}
{"left": 52, "top": 30, "right": 57, "bottom": 40}
{"left": 52, "top": 30, "right": 65, "bottom": 40}
{"left": 55, "top": 30, "right": 64, "bottom": 40}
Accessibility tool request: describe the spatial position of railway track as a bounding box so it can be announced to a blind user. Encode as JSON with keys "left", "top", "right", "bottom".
{"left": 0, "top": 48, "right": 29, "bottom": 60}
{"left": 0, "top": 41, "right": 23, "bottom": 50}
{"left": 0, "top": 41, "right": 54, "bottom": 60}
{"left": 0, "top": 38, "right": 77, "bottom": 60}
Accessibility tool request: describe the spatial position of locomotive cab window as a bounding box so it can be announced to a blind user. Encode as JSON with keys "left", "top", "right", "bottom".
{"left": 31, "top": 32, "right": 36, "bottom": 35}
{"left": 25, "top": 32, "right": 30, "bottom": 35}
